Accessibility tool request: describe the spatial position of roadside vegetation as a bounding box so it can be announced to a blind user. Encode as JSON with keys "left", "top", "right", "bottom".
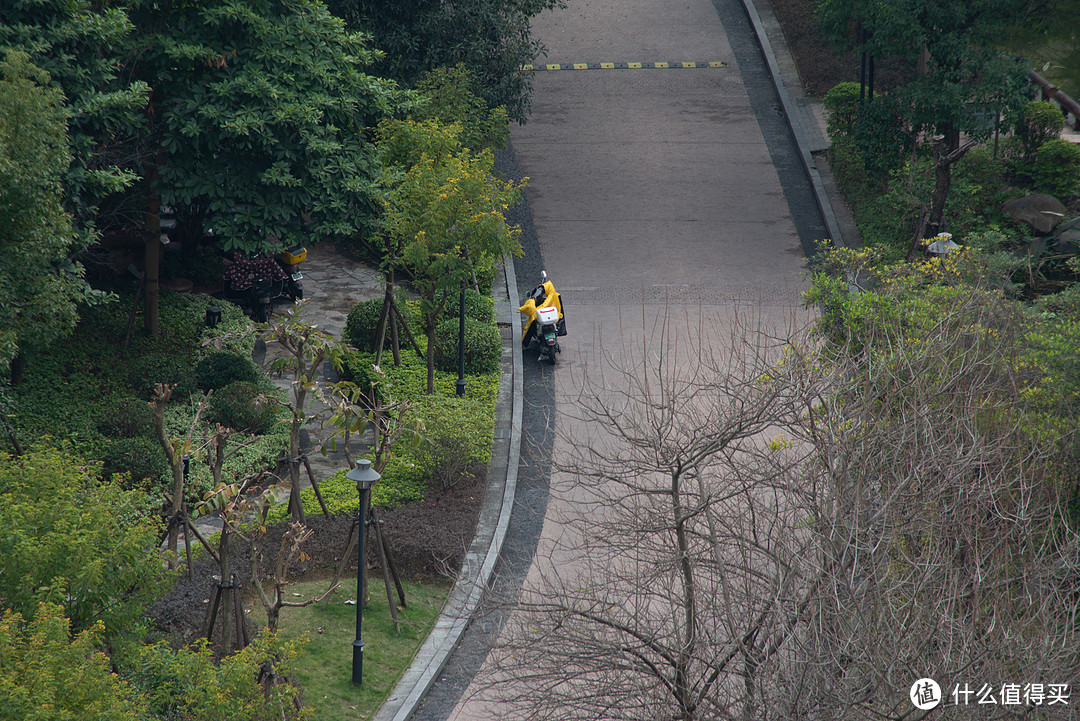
{"left": 1, "top": 0, "right": 536, "bottom": 717}
{"left": 482, "top": 1, "right": 1080, "bottom": 719}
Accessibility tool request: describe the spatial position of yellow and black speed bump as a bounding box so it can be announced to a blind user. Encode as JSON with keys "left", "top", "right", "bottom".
{"left": 523, "top": 61, "right": 727, "bottom": 71}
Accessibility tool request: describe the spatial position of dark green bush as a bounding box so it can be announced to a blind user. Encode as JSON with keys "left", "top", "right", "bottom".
{"left": 130, "top": 352, "right": 197, "bottom": 400}
{"left": 338, "top": 350, "right": 388, "bottom": 406}
{"left": 436, "top": 286, "right": 495, "bottom": 324}
{"left": 945, "top": 146, "right": 1012, "bottom": 237}
{"left": 1032, "top": 139, "right": 1080, "bottom": 199}
{"left": 344, "top": 298, "right": 385, "bottom": 352}
{"left": 823, "top": 81, "right": 862, "bottom": 142}
{"left": 344, "top": 296, "right": 422, "bottom": 352}
{"left": 854, "top": 95, "right": 910, "bottom": 179}
{"left": 103, "top": 436, "right": 169, "bottom": 490}
{"left": 98, "top": 397, "right": 154, "bottom": 439}
{"left": 1015, "top": 100, "right": 1065, "bottom": 158}
{"left": 207, "top": 381, "right": 278, "bottom": 434}
{"left": 433, "top": 316, "right": 501, "bottom": 374}
{"left": 194, "top": 352, "right": 261, "bottom": 391}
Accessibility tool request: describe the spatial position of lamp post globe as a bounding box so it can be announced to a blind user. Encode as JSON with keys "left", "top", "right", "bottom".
{"left": 346, "top": 459, "right": 381, "bottom": 686}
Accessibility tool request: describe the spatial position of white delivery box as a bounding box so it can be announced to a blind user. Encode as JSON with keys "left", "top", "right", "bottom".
{"left": 536, "top": 306, "right": 560, "bottom": 325}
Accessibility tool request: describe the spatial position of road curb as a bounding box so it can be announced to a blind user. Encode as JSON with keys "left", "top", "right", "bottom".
{"left": 373, "top": 254, "right": 523, "bottom": 721}
{"left": 738, "top": 0, "right": 849, "bottom": 248}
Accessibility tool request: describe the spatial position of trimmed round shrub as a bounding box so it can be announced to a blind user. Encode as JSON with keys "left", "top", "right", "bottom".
{"left": 344, "top": 298, "right": 385, "bottom": 352}
{"left": 207, "top": 381, "right": 278, "bottom": 434}
{"left": 103, "top": 437, "right": 169, "bottom": 489}
{"left": 194, "top": 351, "right": 261, "bottom": 391}
{"left": 130, "top": 352, "right": 197, "bottom": 401}
{"left": 438, "top": 287, "right": 495, "bottom": 324}
{"left": 339, "top": 350, "right": 388, "bottom": 407}
{"left": 344, "top": 296, "right": 423, "bottom": 352}
{"left": 98, "top": 397, "right": 155, "bottom": 439}
{"left": 1033, "top": 139, "right": 1080, "bottom": 200}
{"left": 433, "top": 316, "right": 501, "bottom": 374}
{"left": 823, "top": 81, "right": 862, "bottom": 142}
{"left": 1015, "top": 100, "right": 1065, "bottom": 158}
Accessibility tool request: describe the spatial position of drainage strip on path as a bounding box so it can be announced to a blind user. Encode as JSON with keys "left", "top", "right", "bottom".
{"left": 524, "top": 61, "right": 727, "bottom": 71}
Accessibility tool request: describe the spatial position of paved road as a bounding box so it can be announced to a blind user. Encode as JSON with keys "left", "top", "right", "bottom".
{"left": 414, "top": 0, "right": 827, "bottom": 717}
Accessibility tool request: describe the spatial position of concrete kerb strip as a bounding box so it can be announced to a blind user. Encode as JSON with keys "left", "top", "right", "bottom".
{"left": 739, "top": 0, "right": 847, "bottom": 249}
{"left": 373, "top": 254, "right": 523, "bottom": 721}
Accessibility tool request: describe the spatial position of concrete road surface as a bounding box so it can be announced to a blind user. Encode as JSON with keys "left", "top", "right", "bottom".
{"left": 412, "top": 0, "right": 828, "bottom": 717}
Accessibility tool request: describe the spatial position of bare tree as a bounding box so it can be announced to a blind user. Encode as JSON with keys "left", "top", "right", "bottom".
{"left": 262, "top": 302, "right": 346, "bottom": 522}
{"left": 481, "top": 298, "right": 1079, "bottom": 720}
{"left": 152, "top": 382, "right": 209, "bottom": 569}
{"left": 249, "top": 521, "right": 334, "bottom": 632}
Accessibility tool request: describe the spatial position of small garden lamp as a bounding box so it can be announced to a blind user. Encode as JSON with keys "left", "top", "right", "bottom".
{"left": 927, "top": 232, "right": 959, "bottom": 257}
{"left": 346, "top": 458, "right": 381, "bottom": 686}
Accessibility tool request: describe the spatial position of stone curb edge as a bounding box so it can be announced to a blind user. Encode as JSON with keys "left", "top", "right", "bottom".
{"left": 739, "top": 0, "right": 848, "bottom": 249}
{"left": 373, "top": 254, "right": 523, "bottom": 721}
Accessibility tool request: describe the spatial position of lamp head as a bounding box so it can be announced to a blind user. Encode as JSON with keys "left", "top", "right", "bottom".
{"left": 346, "top": 459, "right": 381, "bottom": 490}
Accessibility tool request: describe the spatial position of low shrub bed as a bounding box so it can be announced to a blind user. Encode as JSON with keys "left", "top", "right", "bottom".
{"left": 268, "top": 295, "right": 503, "bottom": 521}
{"left": 7, "top": 290, "right": 288, "bottom": 509}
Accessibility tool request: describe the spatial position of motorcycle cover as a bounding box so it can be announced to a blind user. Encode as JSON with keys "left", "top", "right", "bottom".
{"left": 519, "top": 280, "right": 563, "bottom": 345}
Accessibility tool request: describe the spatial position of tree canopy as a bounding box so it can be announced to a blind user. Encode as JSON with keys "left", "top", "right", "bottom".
{"left": 0, "top": 50, "right": 111, "bottom": 377}
{"left": 144, "top": 0, "right": 407, "bottom": 254}
{"left": 815, "top": 0, "right": 1039, "bottom": 135}
{"left": 326, "top": 0, "right": 564, "bottom": 122}
{"left": 378, "top": 117, "right": 524, "bottom": 392}
{"left": 0, "top": 0, "right": 149, "bottom": 236}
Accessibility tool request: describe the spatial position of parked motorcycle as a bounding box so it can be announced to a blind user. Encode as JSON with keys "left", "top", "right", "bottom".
{"left": 519, "top": 270, "right": 566, "bottom": 364}
{"left": 221, "top": 251, "right": 291, "bottom": 322}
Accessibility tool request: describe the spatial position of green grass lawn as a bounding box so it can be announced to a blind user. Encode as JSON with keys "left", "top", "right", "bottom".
{"left": 264, "top": 577, "right": 450, "bottom": 720}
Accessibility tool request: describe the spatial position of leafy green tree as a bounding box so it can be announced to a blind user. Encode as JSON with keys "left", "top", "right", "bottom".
{"left": 378, "top": 118, "right": 524, "bottom": 393}
{"left": 412, "top": 64, "right": 510, "bottom": 151}
{"left": 815, "top": 0, "right": 1039, "bottom": 235}
{"left": 0, "top": 50, "right": 113, "bottom": 382}
{"left": 327, "top": 0, "right": 564, "bottom": 122}
{"left": 0, "top": 603, "right": 144, "bottom": 721}
{"left": 0, "top": 447, "right": 167, "bottom": 650}
{"left": 143, "top": 0, "right": 405, "bottom": 255}
{"left": 0, "top": 0, "right": 149, "bottom": 236}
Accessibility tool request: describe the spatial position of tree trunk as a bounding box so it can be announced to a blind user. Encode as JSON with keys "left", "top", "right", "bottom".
{"left": 218, "top": 529, "right": 234, "bottom": 651}
{"left": 671, "top": 470, "right": 698, "bottom": 721}
{"left": 144, "top": 162, "right": 162, "bottom": 338}
{"left": 425, "top": 314, "right": 436, "bottom": 394}
{"left": 288, "top": 419, "right": 305, "bottom": 524}
{"left": 9, "top": 353, "right": 24, "bottom": 386}
{"left": 926, "top": 127, "right": 961, "bottom": 238}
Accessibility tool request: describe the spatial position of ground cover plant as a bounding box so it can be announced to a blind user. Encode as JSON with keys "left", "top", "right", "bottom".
{"left": 1, "top": 1, "right": 529, "bottom": 716}
{"left": 5, "top": 290, "right": 288, "bottom": 510}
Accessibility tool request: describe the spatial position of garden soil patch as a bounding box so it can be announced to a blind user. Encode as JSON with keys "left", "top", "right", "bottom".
{"left": 149, "top": 473, "right": 484, "bottom": 647}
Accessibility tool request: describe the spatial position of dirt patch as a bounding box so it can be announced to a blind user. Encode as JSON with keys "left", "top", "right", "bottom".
{"left": 149, "top": 473, "right": 485, "bottom": 647}
{"left": 767, "top": 0, "right": 912, "bottom": 98}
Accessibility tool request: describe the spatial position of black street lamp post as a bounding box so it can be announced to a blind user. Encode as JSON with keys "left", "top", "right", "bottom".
{"left": 346, "top": 459, "right": 381, "bottom": 686}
